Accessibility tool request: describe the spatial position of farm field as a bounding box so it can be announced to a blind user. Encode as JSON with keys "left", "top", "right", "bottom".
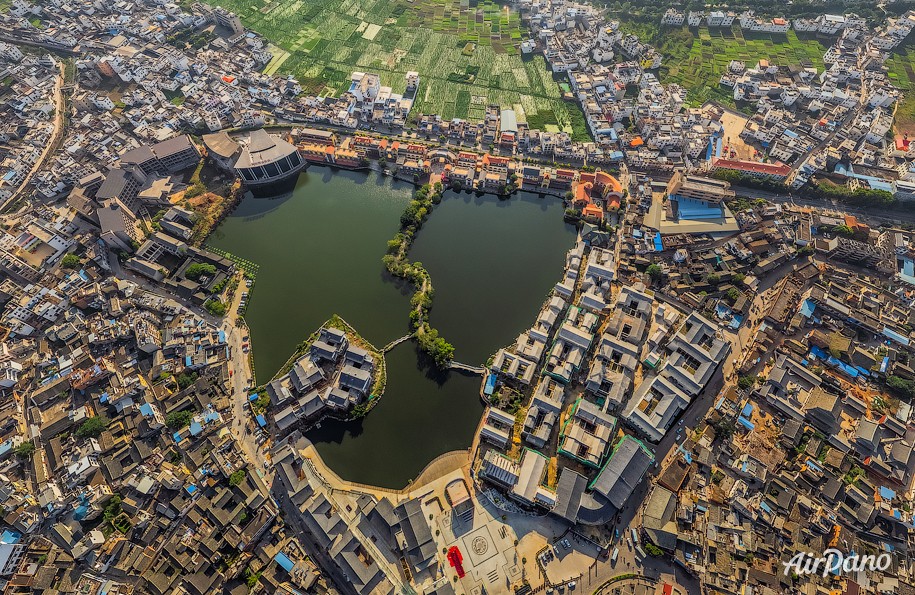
{"left": 656, "top": 25, "right": 828, "bottom": 107}
{"left": 201, "top": 0, "right": 588, "bottom": 139}
{"left": 885, "top": 39, "right": 915, "bottom": 134}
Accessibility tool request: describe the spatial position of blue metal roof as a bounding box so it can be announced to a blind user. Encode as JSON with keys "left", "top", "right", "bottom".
{"left": 275, "top": 552, "right": 295, "bottom": 572}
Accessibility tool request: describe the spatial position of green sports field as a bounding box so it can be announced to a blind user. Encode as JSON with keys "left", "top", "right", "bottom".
{"left": 202, "top": 0, "right": 589, "bottom": 139}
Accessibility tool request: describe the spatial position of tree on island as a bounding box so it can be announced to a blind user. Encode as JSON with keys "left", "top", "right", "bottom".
{"left": 418, "top": 325, "right": 454, "bottom": 368}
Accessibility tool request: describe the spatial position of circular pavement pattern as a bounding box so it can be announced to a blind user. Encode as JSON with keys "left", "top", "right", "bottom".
{"left": 472, "top": 535, "right": 489, "bottom": 556}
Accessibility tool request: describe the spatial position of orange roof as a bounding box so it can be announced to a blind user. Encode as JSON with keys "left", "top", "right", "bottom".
{"left": 325, "top": 145, "right": 335, "bottom": 154}
{"left": 629, "top": 137, "right": 644, "bottom": 147}
{"left": 391, "top": 141, "right": 400, "bottom": 150}
{"left": 222, "top": 75, "right": 235, "bottom": 83}
{"left": 896, "top": 136, "right": 910, "bottom": 151}
{"left": 378, "top": 139, "right": 389, "bottom": 149}
{"left": 582, "top": 203, "right": 603, "bottom": 219}
{"left": 574, "top": 182, "right": 593, "bottom": 205}
{"left": 556, "top": 169, "right": 576, "bottom": 178}
{"left": 772, "top": 18, "right": 786, "bottom": 25}
{"left": 595, "top": 170, "right": 623, "bottom": 194}
{"left": 579, "top": 172, "right": 596, "bottom": 184}
{"left": 608, "top": 196, "right": 621, "bottom": 209}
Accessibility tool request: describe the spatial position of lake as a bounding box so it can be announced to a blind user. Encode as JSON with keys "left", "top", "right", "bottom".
{"left": 209, "top": 168, "right": 576, "bottom": 488}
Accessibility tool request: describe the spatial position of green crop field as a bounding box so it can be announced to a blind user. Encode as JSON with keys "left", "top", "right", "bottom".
{"left": 885, "top": 40, "right": 915, "bottom": 134}
{"left": 201, "top": 0, "right": 588, "bottom": 139}
{"left": 656, "top": 25, "right": 828, "bottom": 107}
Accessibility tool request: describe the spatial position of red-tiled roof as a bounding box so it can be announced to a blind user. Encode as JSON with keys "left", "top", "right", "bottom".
{"left": 712, "top": 158, "right": 790, "bottom": 177}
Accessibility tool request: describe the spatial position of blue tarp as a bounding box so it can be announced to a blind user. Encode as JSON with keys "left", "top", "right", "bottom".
{"left": 653, "top": 234, "right": 664, "bottom": 251}
{"left": 256, "top": 415, "right": 267, "bottom": 428}
{"left": 741, "top": 403, "right": 753, "bottom": 417}
{"left": 186, "top": 484, "right": 197, "bottom": 496}
{"left": 806, "top": 459, "right": 822, "bottom": 473}
{"left": 880, "top": 486, "right": 896, "bottom": 500}
{"left": 484, "top": 374, "right": 497, "bottom": 395}
{"left": 737, "top": 416, "right": 755, "bottom": 430}
{"left": 0, "top": 530, "right": 21, "bottom": 544}
{"left": 800, "top": 299, "right": 816, "bottom": 318}
{"left": 275, "top": 552, "right": 295, "bottom": 572}
{"left": 139, "top": 403, "right": 153, "bottom": 417}
{"left": 249, "top": 393, "right": 259, "bottom": 402}
{"left": 809, "top": 345, "right": 859, "bottom": 378}
{"left": 189, "top": 421, "right": 203, "bottom": 436}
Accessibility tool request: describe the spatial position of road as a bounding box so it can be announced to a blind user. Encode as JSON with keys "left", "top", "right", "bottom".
{"left": 222, "top": 276, "right": 266, "bottom": 471}
{"left": 0, "top": 60, "right": 67, "bottom": 214}
{"left": 731, "top": 185, "right": 915, "bottom": 225}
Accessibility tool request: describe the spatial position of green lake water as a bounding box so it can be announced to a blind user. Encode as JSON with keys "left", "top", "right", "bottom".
{"left": 209, "top": 168, "right": 576, "bottom": 488}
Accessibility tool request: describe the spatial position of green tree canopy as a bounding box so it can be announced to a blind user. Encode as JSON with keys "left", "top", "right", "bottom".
{"left": 76, "top": 416, "right": 108, "bottom": 439}
{"left": 14, "top": 441, "right": 35, "bottom": 459}
{"left": 185, "top": 263, "right": 216, "bottom": 280}
{"left": 61, "top": 253, "right": 81, "bottom": 269}
{"left": 165, "top": 409, "right": 194, "bottom": 429}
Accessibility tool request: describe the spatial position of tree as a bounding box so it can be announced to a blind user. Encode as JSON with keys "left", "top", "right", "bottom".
{"left": 76, "top": 416, "right": 108, "bottom": 439}
{"left": 832, "top": 224, "right": 854, "bottom": 237}
{"left": 185, "top": 263, "right": 217, "bottom": 280}
{"left": 61, "top": 253, "right": 81, "bottom": 269}
{"left": 14, "top": 441, "right": 35, "bottom": 459}
{"left": 887, "top": 376, "right": 915, "bottom": 400}
{"left": 176, "top": 371, "right": 198, "bottom": 389}
{"left": 418, "top": 326, "right": 454, "bottom": 368}
{"left": 737, "top": 375, "right": 758, "bottom": 390}
{"left": 725, "top": 288, "right": 741, "bottom": 303}
{"left": 166, "top": 409, "right": 194, "bottom": 429}
{"left": 204, "top": 299, "right": 227, "bottom": 316}
{"left": 706, "top": 273, "right": 721, "bottom": 285}
{"left": 229, "top": 469, "right": 246, "bottom": 486}
{"left": 710, "top": 417, "right": 737, "bottom": 440}
{"left": 646, "top": 264, "right": 663, "bottom": 279}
